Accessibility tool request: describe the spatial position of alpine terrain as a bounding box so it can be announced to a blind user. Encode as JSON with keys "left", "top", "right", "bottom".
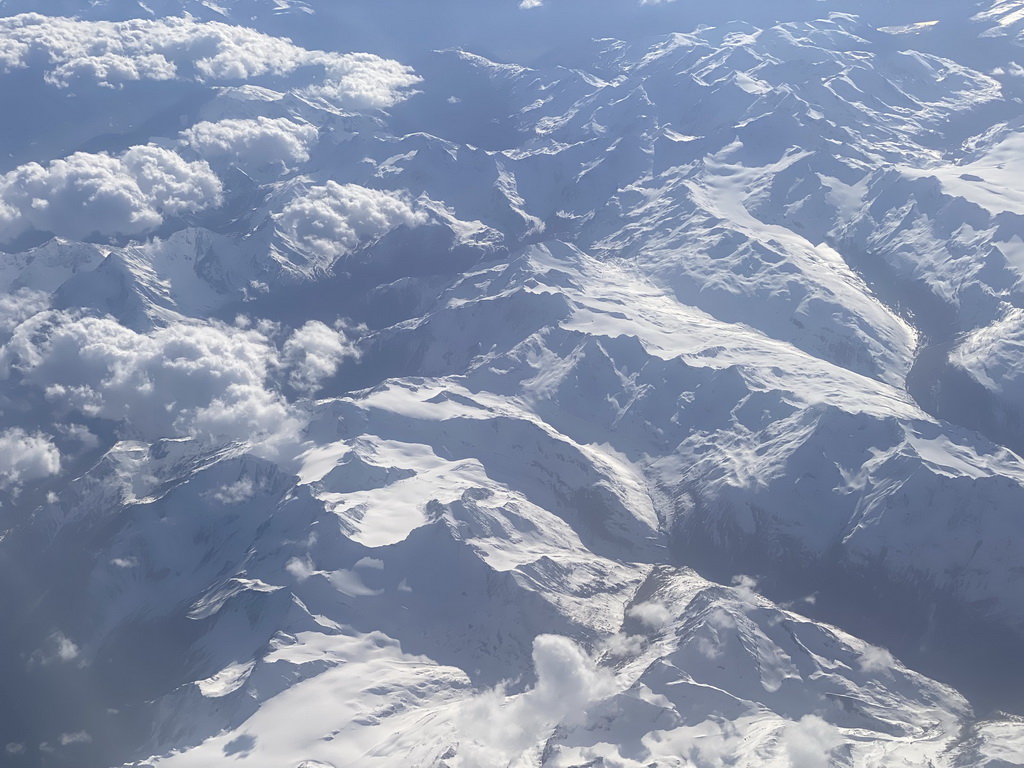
{"left": 1, "top": 1, "right": 1024, "bottom": 766}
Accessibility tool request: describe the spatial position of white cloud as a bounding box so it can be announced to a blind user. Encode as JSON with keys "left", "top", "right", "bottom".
{"left": 0, "top": 289, "right": 48, "bottom": 334}
{"left": 0, "top": 428, "right": 60, "bottom": 487}
{"left": 681, "top": 720, "right": 744, "bottom": 767}
{"left": 30, "top": 631, "right": 80, "bottom": 669}
{"left": 329, "top": 568, "right": 382, "bottom": 597}
{"left": 181, "top": 117, "right": 319, "bottom": 169}
{"left": 781, "top": 715, "right": 842, "bottom": 768}
{"left": 54, "top": 633, "right": 79, "bottom": 662}
{"left": 992, "top": 62, "right": 1024, "bottom": 77}
{"left": 303, "top": 53, "right": 422, "bottom": 109}
{"left": 627, "top": 600, "right": 672, "bottom": 629}
{"left": 58, "top": 731, "right": 92, "bottom": 746}
{"left": 0, "top": 145, "right": 221, "bottom": 243}
{"left": 519, "top": 0, "right": 544, "bottom": 8}
{"left": 602, "top": 632, "right": 645, "bottom": 657}
{"left": 275, "top": 182, "right": 427, "bottom": 264}
{"left": 56, "top": 423, "right": 99, "bottom": 449}
{"left": 695, "top": 607, "right": 737, "bottom": 660}
{"left": 0, "top": 15, "right": 419, "bottom": 108}
{"left": 730, "top": 574, "right": 760, "bottom": 604}
{"left": 282, "top": 320, "right": 359, "bottom": 395}
{"left": 858, "top": 644, "right": 895, "bottom": 673}
{"left": 354, "top": 557, "right": 384, "bottom": 570}
{"left": 4, "top": 743, "right": 25, "bottom": 755}
{"left": 209, "top": 477, "right": 256, "bottom": 505}
{"left": 1, "top": 312, "right": 300, "bottom": 449}
{"left": 456, "top": 635, "right": 617, "bottom": 767}
{"left": 285, "top": 556, "right": 316, "bottom": 582}
{"left": 649, "top": 715, "right": 842, "bottom": 768}
{"left": 0, "top": 310, "right": 367, "bottom": 464}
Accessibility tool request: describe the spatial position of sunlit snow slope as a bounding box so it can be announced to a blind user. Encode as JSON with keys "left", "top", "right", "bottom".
{"left": 1, "top": 1, "right": 1024, "bottom": 767}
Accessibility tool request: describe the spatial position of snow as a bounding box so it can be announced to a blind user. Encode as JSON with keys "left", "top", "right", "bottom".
{"left": 2, "top": 2, "right": 1024, "bottom": 767}
{"left": 146, "top": 630, "right": 470, "bottom": 768}
{"left": 903, "top": 132, "right": 1024, "bottom": 217}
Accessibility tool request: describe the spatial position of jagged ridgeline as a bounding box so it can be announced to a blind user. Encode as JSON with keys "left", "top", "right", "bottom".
{"left": 0, "top": 1, "right": 1023, "bottom": 766}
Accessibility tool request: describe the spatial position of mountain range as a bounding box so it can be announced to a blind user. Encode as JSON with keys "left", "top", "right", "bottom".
{"left": 1, "top": 1, "right": 1024, "bottom": 766}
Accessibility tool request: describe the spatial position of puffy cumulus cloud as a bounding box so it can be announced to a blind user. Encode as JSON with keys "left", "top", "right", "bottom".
{"left": 55, "top": 423, "right": 99, "bottom": 450}
{"left": 0, "top": 312, "right": 301, "bottom": 450}
{"left": 730, "top": 574, "right": 761, "bottom": 604}
{"left": 276, "top": 182, "right": 427, "bottom": 264}
{"left": 0, "top": 288, "right": 48, "bottom": 335}
{"left": 858, "top": 644, "right": 896, "bottom": 673}
{"left": 304, "top": 53, "right": 422, "bottom": 110}
{"left": 0, "top": 145, "right": 222, "bottom": 243}
{"left": 58, "top": 732, "right": 91, "bottom": 746}
{"left": 519, "top": 0, "right": 544, "bottom": 7}
{"left": 992, "top": 63, "right": 1024, "bottom": 77}
{"left": 0, "top": 14, "right": 419, "bottom": 107}
{"left": 0, "top": 428, "right": 60, "bottom": 487}
{"left": 285, "top": 555, "right": 316, "bottom": 582}
{"left": 180, "top": 117, "right": 319, "bottom": 169}
{"left": 208, "top": 477, "right": 256, "bottom": 505}
{"left": 782, "top": 715, "right": 843, "bottom": 768}
{"left": 456, "top": 635, "right": 617, "bottom": 767}
{"left": 601, "top": 632, "right": 645, "bottom": 657}
{"left": 626, "top": 600, "right": 673, "bottom": 629}
{"left": 30, "top": 631, "right": 79, "bottom": 668}
{"left": 0, "top": 14, "right": 298, "bottom": 85}
{"left": 282, "top": 320, "right": 359, "bottom": 395}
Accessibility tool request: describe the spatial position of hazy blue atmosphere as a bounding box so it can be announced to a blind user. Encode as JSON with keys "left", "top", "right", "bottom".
{"left": 1, "top": 1, "right": 1024, "bottom": 766}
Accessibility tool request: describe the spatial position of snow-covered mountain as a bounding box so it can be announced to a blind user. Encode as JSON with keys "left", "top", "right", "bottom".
{"left": 2, "top": 1, "right": 1024, "bottom": 767}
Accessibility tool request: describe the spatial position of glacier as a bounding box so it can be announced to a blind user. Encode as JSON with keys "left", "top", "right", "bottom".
{"left": 1, "top": 1, "right": 1024, "bottom": 766}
